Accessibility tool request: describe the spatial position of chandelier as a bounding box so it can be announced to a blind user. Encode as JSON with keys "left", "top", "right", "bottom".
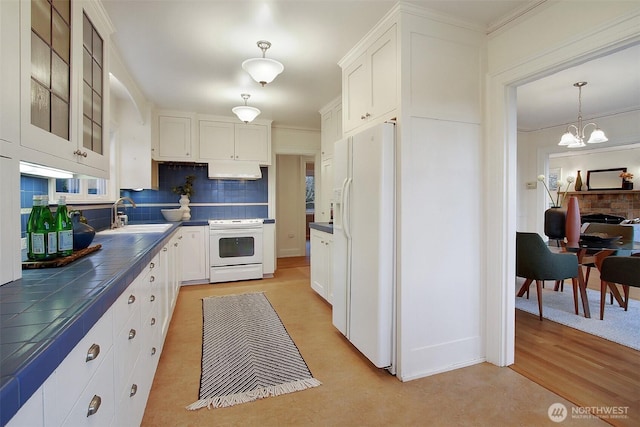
{"left": 558, "top": 81, "right": 608, "bottom": 148}
{"left": 232, "top": 94, "right": 261, "bottom": 123}
{"left": 242, "top": 40, "right": 284, "bottom": 86}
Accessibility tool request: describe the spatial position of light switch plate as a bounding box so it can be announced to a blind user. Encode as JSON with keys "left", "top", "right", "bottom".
{"left": 526, "top": 182, "right": 537, "bottom": 190}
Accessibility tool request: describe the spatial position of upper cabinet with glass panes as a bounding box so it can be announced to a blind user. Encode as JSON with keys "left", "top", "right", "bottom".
{"left": 18, "top": 0, "right": 114, "bottom": 179}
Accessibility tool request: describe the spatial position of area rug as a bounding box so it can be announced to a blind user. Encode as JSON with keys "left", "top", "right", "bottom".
{"left": 186, "top": 292, "right": 321, "bottom": 410}
{"left": 515, "top": 279, "right": 640, "bottom": 351}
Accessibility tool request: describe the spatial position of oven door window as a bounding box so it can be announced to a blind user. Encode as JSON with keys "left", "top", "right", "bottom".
{"left": 219, "top": 237, "right": 255, "bottom": 258}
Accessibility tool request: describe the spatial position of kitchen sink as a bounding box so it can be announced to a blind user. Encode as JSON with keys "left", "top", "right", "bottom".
{"left": 99, "top": 224, "right": 173, "bottom": 234}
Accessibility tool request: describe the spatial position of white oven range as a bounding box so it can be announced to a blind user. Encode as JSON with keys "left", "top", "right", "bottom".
{"left": 209, "top": 219, "right": 264, "bottom": 283}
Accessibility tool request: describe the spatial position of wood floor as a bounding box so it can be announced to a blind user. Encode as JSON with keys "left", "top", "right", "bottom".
{"left": 513, "top": 309, "right": 639, "bottom": 427}
{"left": 142, "top": 256, "right": 638, "bottom": 426}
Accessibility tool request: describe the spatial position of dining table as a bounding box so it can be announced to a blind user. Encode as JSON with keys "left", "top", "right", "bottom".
{"left": 562, "top": 238, "right": 640, "bottom": 318}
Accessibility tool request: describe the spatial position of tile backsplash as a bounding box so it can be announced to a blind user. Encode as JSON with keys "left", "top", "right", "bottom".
{"left": 20, "top": 163, "right": 269, "bottom": 240}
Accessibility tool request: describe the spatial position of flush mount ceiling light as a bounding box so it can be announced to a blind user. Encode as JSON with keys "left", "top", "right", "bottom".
{"left": 232, "top": 93, "right": 261, "bottom": 123}
{"left": 558, "top": 81, "right": 608, "bottom": 148}
{"left": 242, "top": 40, "right": 284, "bottom": 86}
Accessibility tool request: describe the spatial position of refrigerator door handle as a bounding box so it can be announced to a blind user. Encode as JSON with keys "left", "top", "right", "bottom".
{"left": 343, "top": 177, "right": 352, "bottom": 240}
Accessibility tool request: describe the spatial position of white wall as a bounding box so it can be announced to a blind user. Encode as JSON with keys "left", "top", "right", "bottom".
{"left": 485, "top": 0, "right": 640, "bottom": 366}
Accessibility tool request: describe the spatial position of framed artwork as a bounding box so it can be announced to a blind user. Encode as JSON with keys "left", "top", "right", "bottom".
{"left": 548, "top": 168, "right": 561, "bottom": 191}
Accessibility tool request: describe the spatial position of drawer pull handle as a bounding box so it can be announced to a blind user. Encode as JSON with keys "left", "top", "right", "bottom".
{"left": 130, "top": 384, "right": 138, "bottom": 397}
{"left": 150, "top": 275, "right": 155, "bottom": 283}
{"left": 163, "top": 247, "right": 168, "bottom": 252}
{"left": 86, "top": 344, "right": 100, "bottom": 362}
{"left": 129, "top": 329, "right": 136, "bottom": 340}
{"left": 150, "top": 262, "right": 155, "bottom": 269}
{"left": 128, "top": 294, "right": 136, "bottom": 304}
{"left": 151, "top": 347, "right": 157, "bottom": 355}
{"left": 150, "top": 295, "right": 155, "bottom": 302}
{"left": 87, "top": 395, "right": 101, "bottom": 417}
{"left": 150, "top": 317, "right": 156, "bottom": 326}
{"left": 174, "top": 242, "right": 179, "bottom": 247}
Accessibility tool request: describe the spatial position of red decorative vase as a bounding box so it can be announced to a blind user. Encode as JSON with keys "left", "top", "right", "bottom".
{"left": 565, "top": 196, "right": 581, "bottom": 245}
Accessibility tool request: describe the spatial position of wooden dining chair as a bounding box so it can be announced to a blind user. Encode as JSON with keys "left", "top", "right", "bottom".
{"left": 516, "top": 232, "right": 580, "bottom": 320}
{"left": 582, "top": 223, "right": 635, "bottom": 284}
{"left": 598, "top": 256, "right": 640, "bottom": 320}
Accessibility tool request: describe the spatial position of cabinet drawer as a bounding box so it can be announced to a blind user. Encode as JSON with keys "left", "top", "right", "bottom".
{"left": 43, "top": 311, "right": 113, "bottom": 426}
{"left": 113, "top": 277, "right": 142, "bottom": 334}
{"left": 61, "top": 350, "right": 115, "bottom": 427}
{"left": 113, "top": 305, "right": 142, "bottom": 400}
{"left": 114, "top": 354, "right": 154, "bottom": 427}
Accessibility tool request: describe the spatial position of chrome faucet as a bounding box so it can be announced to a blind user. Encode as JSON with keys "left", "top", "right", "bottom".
{"left": 112, "top": 197, "right": 137, "bottom": 228}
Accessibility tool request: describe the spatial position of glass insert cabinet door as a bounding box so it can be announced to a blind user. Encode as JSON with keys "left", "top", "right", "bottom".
{"left": 28, "top": 1, "right": 106, "bottom": 158}
{"left": 30, "top": 0, "right": 70, "bottom": 140}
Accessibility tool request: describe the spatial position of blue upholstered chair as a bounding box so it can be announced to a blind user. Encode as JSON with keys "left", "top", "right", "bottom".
{"left": 516, "top": 232, "right": 580, "bottom": 320}
{"left": 598, "top": 256, "right": 640, "bottom": 320}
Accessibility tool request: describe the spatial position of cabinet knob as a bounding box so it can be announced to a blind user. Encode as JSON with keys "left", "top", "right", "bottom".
{"left": 130, "top": 384, "right": 138, "bottom": 397}
{"left": 151, "top": 347, "right": 157, "bottom": 356}
{"left": 149, "top": 275, "right": 155, "bottom": 283}
{"left": 87, "top": 395, "right": 102, "bottom": 417}
{"left": 86, "top": 344, "right": 100, "bottom": 362}
{"left": 150, "top": 294, "right": 155, "bottom": 302}
{"left": 360, "top": 113, "right": 371, "bottom": 120}
{"left": 150, "top": 317, "right": 156, "bottom": 326}
{"left": 186, "top": 153, "right": 189, "bottom": 156}
{"left": 73, "top": 149, "right": 88, "bottom": 157}
{"left": 128, "top": 294, "right": 136, "bottom": 305}
{"left": 150, "top": 262, "right": 155, "bottom": 269}
{"left": 174, "top": 242, "right": 179, "bottom": 247}
{"left": 128, "top": 329, "right": 136, "bottom": 340}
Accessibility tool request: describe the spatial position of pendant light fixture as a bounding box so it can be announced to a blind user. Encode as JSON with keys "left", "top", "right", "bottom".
{"left": 232, "top": 93, "right": 261, "bottom": 123}
{"left": 558, "top": 81, "right": 608, "bottom": 148}
{"left": 242, "top": 40, "right": 284, "bottom": 86}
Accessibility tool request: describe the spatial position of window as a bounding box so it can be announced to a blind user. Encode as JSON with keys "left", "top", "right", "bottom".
{"left": 54, "top": 177, "right": 108, "bottom": 201}
{"left": 30, "top": 0, "right": 71, "bottom": 139}
{"left": 82, "top": 12, "right": 104, "bottom": 155}
{"left": 306, "top": 163, "right": 314, "bottom": 211}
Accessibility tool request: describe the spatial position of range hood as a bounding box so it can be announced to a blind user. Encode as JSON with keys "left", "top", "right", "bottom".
{"left": 207, "top": 160, "right": 262, "bottom": 180}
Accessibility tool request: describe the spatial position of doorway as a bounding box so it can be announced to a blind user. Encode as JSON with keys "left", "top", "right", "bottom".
{"left": 275, "top": 154, "right": 315, "bottom": 259}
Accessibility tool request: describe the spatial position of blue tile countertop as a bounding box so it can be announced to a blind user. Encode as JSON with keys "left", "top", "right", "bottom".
{"left": 0, "top": 222, "right": 184, "bottom": 425}
{"left": 309, "top": 222, "right": 334, "bottom": 234}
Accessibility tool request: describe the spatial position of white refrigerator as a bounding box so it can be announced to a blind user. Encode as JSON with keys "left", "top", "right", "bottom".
{"left": 332, "top": 122, "right": 395, "bottom": 370}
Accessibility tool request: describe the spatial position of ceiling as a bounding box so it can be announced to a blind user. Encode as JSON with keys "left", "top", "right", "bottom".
{"left": 103, "top": 0, "right": 640, "bottom": 132}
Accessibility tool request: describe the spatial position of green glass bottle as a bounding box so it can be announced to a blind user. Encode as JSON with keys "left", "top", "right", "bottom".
{"left": 55, "top": 196, "right": 73, "bottom": 256}
{"left": 27, "top": 195, "right": 42, "bottom": 260}
{"left": 36, "top": 196, "right": 57, "bottom": 260}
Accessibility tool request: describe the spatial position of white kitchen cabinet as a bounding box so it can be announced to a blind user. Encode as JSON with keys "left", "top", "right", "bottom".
{"left": 61, "top": 350, "right": 115, "bottom": 427}
{"left": 310, "top": 229, "right": 333, "bottom": 303}
{"left": 8, "top": 232, "right": 184, "bottom": 427}
{"left": 5, "top": 385, "right": 43, "bottom": 427}
{"left": 319, "top": 96, "right": 342, "bottom": 160}
{"left": 318, "top": 158, "right": 333, "bottom": 223}
{"left": 18, "top": 0, "right": 114, "bottom": 178}
{"left": 181, "top": 226, "right": 208, "bottom": 283}
{"left": 0, "top": 141, "right": 21, "bottom": 286}
{"left": 342, "top": 24, "right": 397, "bottom": 134}
{"left": 153, "top": 114, "right": 194, "bottom": 161}
{"left": 42, "top": 310, "right": 114, "bottom": 427}
{"left": 199, "top": 120, "right": 271, "bottom": 165}
{"left": 116, "top": 100, "right": 158, "bottom": 190}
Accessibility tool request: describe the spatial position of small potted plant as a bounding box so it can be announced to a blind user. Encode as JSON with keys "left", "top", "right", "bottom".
{"left": 620, "top": 171, "right": 634, "bottom": 190}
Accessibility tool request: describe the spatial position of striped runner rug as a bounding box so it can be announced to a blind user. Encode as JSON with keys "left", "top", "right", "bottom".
{"left": 186, "top": 292, "right": 321, "bottom": 410}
